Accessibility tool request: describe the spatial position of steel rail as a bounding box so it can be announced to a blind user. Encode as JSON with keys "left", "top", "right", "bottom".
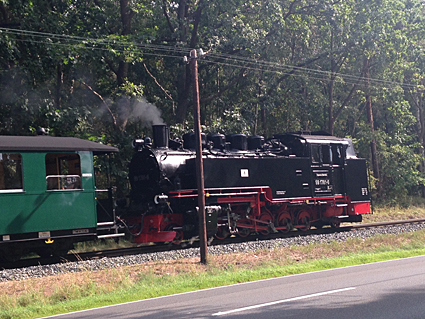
{"left": 3, "top": 218, "right": 425, "bottom": 270}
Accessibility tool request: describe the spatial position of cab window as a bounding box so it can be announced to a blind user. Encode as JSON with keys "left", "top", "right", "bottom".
{"left": 322, "top": 145, "right": 331, "bottom": 164}
{"left": 0, "top": 153, "right": 23, "bottom": 190}
{"left": 311, "top": 144, "right": 321, "bottom": 163}
{"left": 46, "top": 153, "right": 82, "bottom": 190}
{"left": 331, "top": 145, "right": 344, "bottom": 165}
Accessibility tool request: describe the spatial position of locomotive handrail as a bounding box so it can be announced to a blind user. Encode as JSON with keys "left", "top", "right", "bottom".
{"left": 170, "top": 185, "right": 271, "bottom": 194}
{"left": 0, "top": 189, "right": 24, "bottom": 194}
{"left": 46, "top": 174, "right": 82, "bottom": 190}
{"left": 46, "top": 174, "right": 81, "bottom": 178}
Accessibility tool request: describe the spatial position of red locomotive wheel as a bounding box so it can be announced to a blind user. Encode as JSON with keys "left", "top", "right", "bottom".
{"left": 237, "top": 219, "right": 253, "bottom": 237}
{"left": 165, "top": 224, "right": 184, "bottom": 245}
{"left": 259, "top": 211, "right": 274, "bottom": 235}
{"left": 215, "top": 226, "right": 230, "bottom": 240}
{"left": 276, "top": 211, "right": 292, "bottom": 233}
{"left": 238, "top": 228, "right": 251, "bottom": 237}
{"left": 296, "top": 210, "right": 311, "bottom": 231}
{"left": 330, "top": 218, "right": 341, "bottom": 228}
{"left": 172, "top": 230, "right": 184, "bottom": 245}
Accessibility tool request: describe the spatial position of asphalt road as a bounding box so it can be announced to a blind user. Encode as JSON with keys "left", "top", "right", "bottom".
{"left": 42, "top": 255, "right": 425, "bottom": 319}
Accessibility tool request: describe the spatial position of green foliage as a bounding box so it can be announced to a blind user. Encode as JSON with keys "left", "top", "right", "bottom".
{"left": 0, "top": 0, "right": 425, "bottom": 202}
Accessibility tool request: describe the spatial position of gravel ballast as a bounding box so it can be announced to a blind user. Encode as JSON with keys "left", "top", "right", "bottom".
{"left": 1, "top": 223, "right": 425, "bottom": 282}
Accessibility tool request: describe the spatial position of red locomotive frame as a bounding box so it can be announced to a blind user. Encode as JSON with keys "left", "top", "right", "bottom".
{"left": 129, "top": 186, "right": 371, "bottom": 243}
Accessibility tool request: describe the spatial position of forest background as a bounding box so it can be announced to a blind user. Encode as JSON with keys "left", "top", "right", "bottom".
{"left": 0, "top": 0, "right": 424, "bottom": 204}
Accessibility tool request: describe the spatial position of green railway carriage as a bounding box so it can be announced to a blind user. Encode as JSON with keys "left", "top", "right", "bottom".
{"left": 0, "top": 135, "right": 119, "bottom": 261}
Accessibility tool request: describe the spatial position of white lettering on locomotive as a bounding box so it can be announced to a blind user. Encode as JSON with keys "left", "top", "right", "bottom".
{"left": 240, "top": 169, "right": 249, "bottom": 177}
{"left": 315, "top": 179, "right": 330, "bottom": 186}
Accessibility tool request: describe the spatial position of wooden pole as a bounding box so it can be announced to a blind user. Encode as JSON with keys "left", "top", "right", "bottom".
{"left": 190, "top": 49, "right": 207, "bottom": 264}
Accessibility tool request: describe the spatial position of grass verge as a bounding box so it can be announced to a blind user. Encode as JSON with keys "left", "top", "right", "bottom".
{"left": 1, "top": 228, "right": 425, "bottom": 319}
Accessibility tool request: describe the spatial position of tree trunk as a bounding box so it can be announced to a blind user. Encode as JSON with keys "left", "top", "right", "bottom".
{"left": 261, "top": 105, "right": 267, "bottom": 137}
{"left": 117, "top": 0, "right": 133, "bottom": 86}
{"left": 176, "top": 66, "right": 192, "bottom": 123}
{"left": 175, "top": 0, "right": 205, "bottom": 124}
{"left": 55, "top": 64, "right": 63, "bottom": 109}
{"left": 409, "top": 85, "right": 425, "bottom": 197}
{"left": 328, "top": 80, "right": 334, "bottom": 134}
{"left": 364, "top": 57, "right": 381, "bottom": 196}
{"left": 328, "top": 31, "right": 335, "bottom": 135}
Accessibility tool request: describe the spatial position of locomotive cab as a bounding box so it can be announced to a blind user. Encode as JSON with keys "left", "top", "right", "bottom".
{"left": 306, "top": 136, "right": 349, "bottom": 197}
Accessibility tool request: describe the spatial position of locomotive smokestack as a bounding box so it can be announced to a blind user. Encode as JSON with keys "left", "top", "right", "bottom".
{"left": 152, "top": 125, "right": 169, "bottom": 148}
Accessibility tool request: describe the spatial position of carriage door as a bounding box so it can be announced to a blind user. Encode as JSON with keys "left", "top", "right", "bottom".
{"left": 330, "top": 144, "right": 345, "bottom": 195}
{"left": 311, "top": 144, "right": 333, "bottom": 197}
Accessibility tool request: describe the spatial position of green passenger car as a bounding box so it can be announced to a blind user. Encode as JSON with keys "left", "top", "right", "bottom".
{"left": 0, "top": 135, "right": 118, "bottom": 261}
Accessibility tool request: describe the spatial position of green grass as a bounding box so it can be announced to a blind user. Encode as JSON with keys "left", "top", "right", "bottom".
{"left": 3, "top": 231, "right": 425, "bottom": 319}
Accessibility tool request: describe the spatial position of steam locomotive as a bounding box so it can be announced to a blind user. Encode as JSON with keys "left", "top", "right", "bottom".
{"left": 0, "top": 125, "right": 370, "bottom": 261}
{"left": 122, "top": 125, "right": 371, "bottom": 244}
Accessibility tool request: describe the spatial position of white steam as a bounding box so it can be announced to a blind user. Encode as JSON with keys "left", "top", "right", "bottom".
{"left": 130, "top": 96, "right": 165, "bottom": 126}
{"left": 114, "top": 96, "right": 164, "bottom": 129}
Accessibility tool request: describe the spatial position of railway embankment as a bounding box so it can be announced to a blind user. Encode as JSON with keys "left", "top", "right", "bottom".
{"left": 2, "top": 221, "right": 425, "bottom": 283}
{"left": 2, "top": 206, "right": 425, "bottom": 319}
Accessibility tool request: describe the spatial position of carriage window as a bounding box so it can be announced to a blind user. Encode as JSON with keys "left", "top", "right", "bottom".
{"left": 46, "top": 153, "right": 82, "bottom": 190}
{"left": 0, "top": 153, "right": 23, "bottom": 190}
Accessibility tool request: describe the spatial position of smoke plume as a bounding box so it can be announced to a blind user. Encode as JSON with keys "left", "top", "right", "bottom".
{"left": 114, "top": 96, "right": 165, "bottom": 130}
{"left": 130, "top": 97, "right": 164, "bottom": 126}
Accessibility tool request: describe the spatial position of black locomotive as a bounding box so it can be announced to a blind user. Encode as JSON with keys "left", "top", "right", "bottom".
{"left": 0, "top": 124, "right": 370, "bottom": 261}
{"left": 122, "top": 125, "right": 371, "bottom": 243}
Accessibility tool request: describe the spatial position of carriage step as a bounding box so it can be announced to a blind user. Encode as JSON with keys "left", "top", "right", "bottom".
{"left": 97, "top": 233, "right": 125, "bottom": 239}
{"left": 97, "top": 221, "right": 115, "bottom": 226}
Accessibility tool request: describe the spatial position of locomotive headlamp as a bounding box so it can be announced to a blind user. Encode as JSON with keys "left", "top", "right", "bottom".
{"left": 154, "top": 194, "right": 169, "bottom": 205}
{"left": 132, "top": 139, "right": 144, "bottom": 150}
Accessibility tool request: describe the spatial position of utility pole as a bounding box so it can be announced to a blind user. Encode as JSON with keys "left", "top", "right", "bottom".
{"left": 190, "top": 49, "right": 207, "bottom": 264}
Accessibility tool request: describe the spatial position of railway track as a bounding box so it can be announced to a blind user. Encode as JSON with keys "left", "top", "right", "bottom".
{"left": 3, "top": 218, "right": 425, "bottom": 270}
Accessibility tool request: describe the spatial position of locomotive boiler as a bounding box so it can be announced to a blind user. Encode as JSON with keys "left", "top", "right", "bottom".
{"left": 123, "top": 125, "right": 371, "bottom": 243}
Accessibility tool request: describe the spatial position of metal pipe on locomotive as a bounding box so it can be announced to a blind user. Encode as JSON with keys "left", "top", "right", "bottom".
{"left": 121, "top": 125, "right": 371, "bottom": 244}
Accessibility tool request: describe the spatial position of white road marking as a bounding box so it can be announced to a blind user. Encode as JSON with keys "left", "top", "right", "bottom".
{"left": 40, "top": 256, "right": 425, "bottom": 318}
{"left": 212, "top": 287, "right": 356, "bottom": 316}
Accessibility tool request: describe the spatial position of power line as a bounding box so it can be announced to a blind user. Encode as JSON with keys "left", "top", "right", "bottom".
{"left": 0, "top": 27, "right": 191, "bottom": 54}
{"left": 205, "top": 52, "right": 419, "bottom": 89}
{"left": 0, "top": 27, "right": 420, "bottom": 91}
{"left": 12, "top": 38, "right": 185, "bottom": 60}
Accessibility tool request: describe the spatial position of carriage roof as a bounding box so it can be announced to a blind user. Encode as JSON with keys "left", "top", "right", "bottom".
{"left": 0, "top": 135, "right": 118, "bottom": 154}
